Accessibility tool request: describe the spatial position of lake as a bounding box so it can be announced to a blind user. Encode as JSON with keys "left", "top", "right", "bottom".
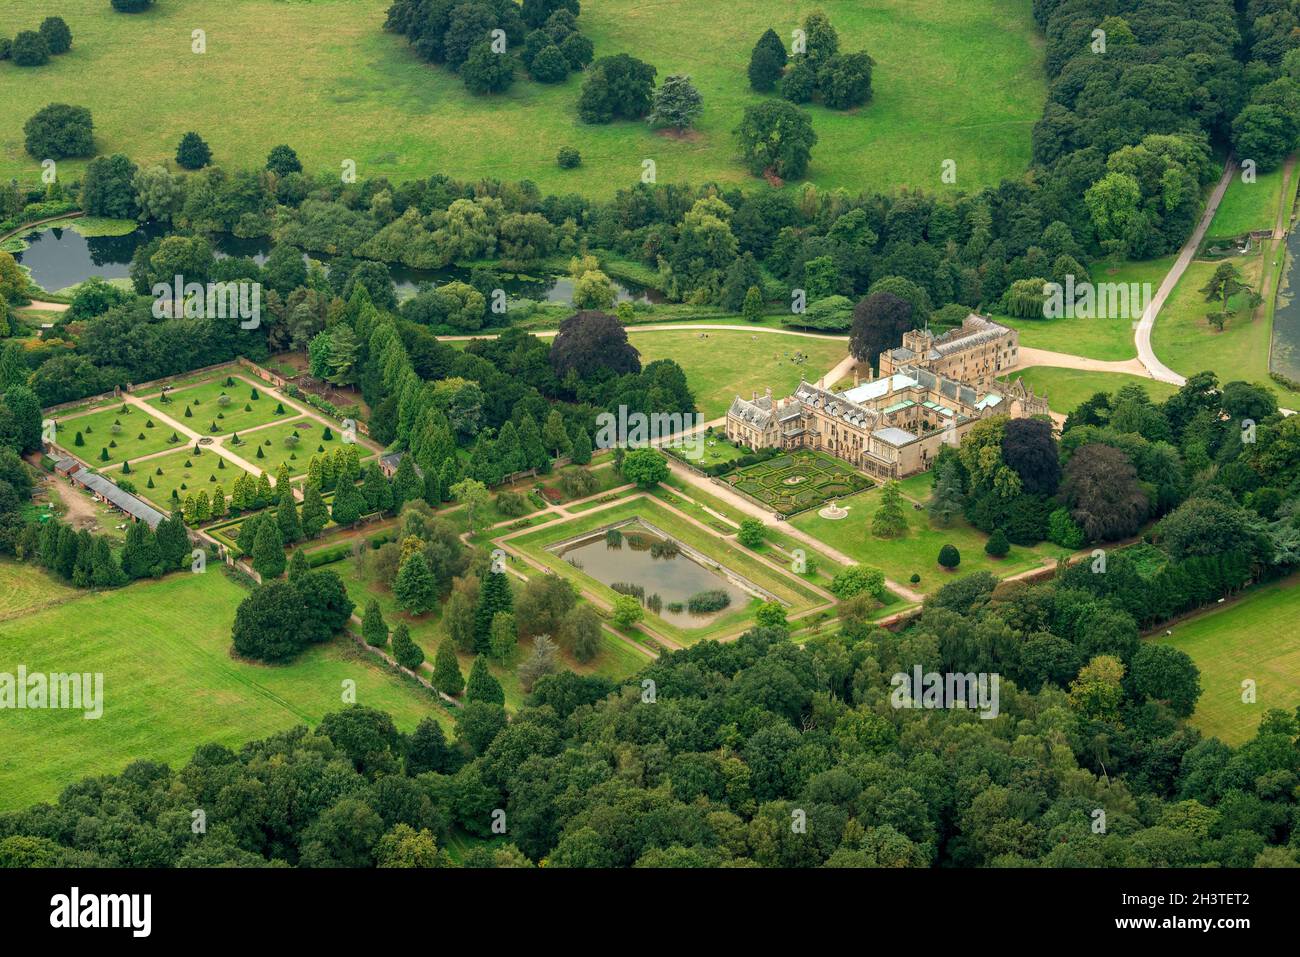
{"left": 12, "top": 223, "right": 663, "bottom": 304}
{"left": 1271, "top": 229, "right": 1300, "bottom": 384}
{"left": 551, "top": 519, "right": 758, "bottom": 629}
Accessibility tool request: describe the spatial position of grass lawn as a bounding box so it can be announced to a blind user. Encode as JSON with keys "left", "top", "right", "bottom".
{"left": 126, "top": 445, "right": 253, "bottom": 511}
{"left": 141, "top": 377, "right": 291, "bottom": 437}
{"left": 0, "top": 570, "right": 453, "bottom": 811}
{"left": 627, "top": 328, "right": 847, "bottom": 420}
{"left": 674, "top": 432, "right": 750, "bottom": 470}
{"left": 0, "top": 561, "right": 81, "bottom": 621}
{"left": 1155, "top": 576, "right": 1300, "bottom": 746}
{"left": 1206, "top": 167, "right": 1289, "bottom": 239}
{"left": 56, "top": 402, "right": 187, "bottom": 466}
{"left": 0, "top": 1, "right": 1043, "bottom": 199}
{"left": 789, "top": 486, "right": 1054, "bottom": 593}
{"left": 998, "top": 367, "right": 1179, "bottom": 416}
{"left": 235, "top": 416, "right": 351, "bottom": 476}
{"left": 1152, "top": 252, "right": 1300, "bottom": 408}
{"left": 506, "top": 497, "right": 823, "bottom": 644}
{"left": 993, "top": 257, "right": 1174, "bottom": 361}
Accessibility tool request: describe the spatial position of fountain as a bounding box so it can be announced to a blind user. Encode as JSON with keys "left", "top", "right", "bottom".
{"left": 819, "top": 499, "right": 849, "bottom": 520}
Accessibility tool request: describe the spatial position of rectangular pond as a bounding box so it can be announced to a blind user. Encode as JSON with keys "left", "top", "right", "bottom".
{"left": 548, "top": 519, "right": 774, "bottom": 629}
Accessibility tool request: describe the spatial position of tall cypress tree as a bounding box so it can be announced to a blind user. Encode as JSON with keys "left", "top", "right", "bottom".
{"left": 570, "top": 425, "right": 593, "bottom": 465}
{"left": 393, "top": 454, "right": 423, "bottom": 511}
{"left": 287, "top": 547, "right": 310, "bottom": 582}
{"left": 301, "top": 484, "right": 329, "bottom": 538}
{"left": 277, "top": 494, "right": 303, "bottom": 543}
{"left": 473, "top": 568, "right": 513, "bottom": 654}
{"left": 252, "top": 518, "right": 286, "bottom": 579}
{"left": 518, "top": 413, "right": 549, "bottom": 473}
{"left": 391, "top": 623, "right": 425, "bottom": 669}
{"left": 465, "top": 655, "right": 505, "bottom": 704}
{"left": 361, "top": 598, "right": 388, "bottom": 647}
{"left": 121, "top": 521, "right": 161, "bottom": 579}
{"left": 90, "top": 536, "right": 125, "bottom": 588}
{"left": 431, "top": 639, "right": 464, "bottom": 696}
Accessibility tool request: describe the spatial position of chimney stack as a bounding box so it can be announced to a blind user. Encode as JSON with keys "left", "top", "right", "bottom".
{"left": 765, "top": 386, "right": 772, "bottom": 402}
{"left": 853, "top": 369, "right": 861, "bottom": 388}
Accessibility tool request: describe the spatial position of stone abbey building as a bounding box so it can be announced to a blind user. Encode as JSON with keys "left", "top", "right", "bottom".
{"left": 725, "top": 315, "right": 1049, "bottom": 480}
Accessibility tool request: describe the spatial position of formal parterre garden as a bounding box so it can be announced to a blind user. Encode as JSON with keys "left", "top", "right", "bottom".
{"left": 141, "top": 377, "right": 293, "bottom": 436}
{"left": 725, "top": 449, "right": 871, "bottom": 515}
{"left": 232, "top": 417, "right": 357, "bottom": 476}
{"left": 54, "top": 402, "right": 187, "bottom": 466}
{"left": 50, "top": 370, "right": 381, "bottom": 514}
{"left": 120, "top": 445, "right": 254, "bottom": 512}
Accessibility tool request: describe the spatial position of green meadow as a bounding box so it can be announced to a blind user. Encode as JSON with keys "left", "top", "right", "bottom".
{"left": 0, "top": 0, "right": 1043, "bottom": 198}
{"left": 998, "top": 368, "right": 1180, "bottom": 416}
{"left": 0, "top": 568, "right": 452, "bottom": 811}
{"left": 628, "top": 328, "right": 847, "bottom": 420}
{"left": 1155, "top": 576, "right": 1300, "bottom": 746}
{"left": 993, "top": 257, "right": 1175, "bottom": 362}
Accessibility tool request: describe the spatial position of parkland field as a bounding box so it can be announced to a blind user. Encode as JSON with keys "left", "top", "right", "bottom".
{"left": 627, "top": 328, "right": 849, "bottom": 420}
{"left": 0, "top": 565, "right": 454, "bottom": 811}
{"left": 0, "top": 0, "right": 1044, "bottom": 197}
{"left": 1155, "top": 576, "right": 1300, "bottom": 746}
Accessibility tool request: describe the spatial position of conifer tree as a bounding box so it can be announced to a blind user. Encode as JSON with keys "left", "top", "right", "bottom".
{"left": 287, "top": 547, "right": 310, "bottom": 581}
{"left": 121, "top": 520, "right": 161, "bottom": 579}
{"left": 361, "top": 598, "right": 388, "bottom": 647}
{"left": 391, "top": 623, "right": 425, "bottom": 670}
{"left": 392, "top": 455, "right": 423, "bottom": 511}
{"left": 277, "top": 493, "right": 303, "bottom": 542}
{"left": 543, "top": 410, "right": 573, "bottom": 459}
{"left": 394, "top": 552, "right": 438, "bottom": 615}
{"left": 252, "top": 518, "right": 286, "bottom": 579}
{"left": 432, "top": 639, "right": 465, "bottom": 696}
{"left": 871, "top": 481, "right": 907, "bottom": 538}
{"left": 301, "top": 483, "right": 329, "bottom": 538}
{"left": 473, "top": 565, "right": 514, "bottom": 654}
{"left": 465, "top": 655, "right": 505, "bottom": 704}
{"left": 570, "top": 426, "right": 593, "bottom": 465}
{"left": 518, "top": 413, "right": 549, "bottom": 472}
{"left": 489, "top": 610, "right": 517, "bottom": 662}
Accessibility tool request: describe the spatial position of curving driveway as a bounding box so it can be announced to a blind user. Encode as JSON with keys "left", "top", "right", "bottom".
{"left": 1133, "top": 161, "right": 1236, "bottom": 386}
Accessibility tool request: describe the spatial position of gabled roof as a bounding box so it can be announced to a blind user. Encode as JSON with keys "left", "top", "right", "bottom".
{"left": 380, "top": 450, "right": 424, "bottom": 478}
{"left": 728, "top": 395, "right": 776, "bottom": 430}
{"left": 70, "top": 471, "right": 166, "bottom": 528}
